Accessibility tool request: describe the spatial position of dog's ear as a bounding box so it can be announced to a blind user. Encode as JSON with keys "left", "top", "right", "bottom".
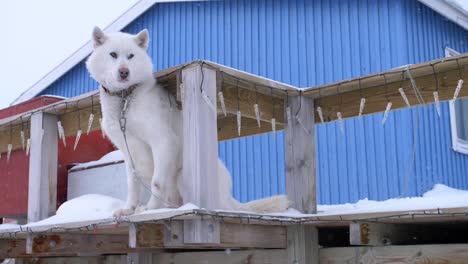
{"left": 92, "top": 26, "right": 107, "bottom": 48}
{"left": 135, "top": 29, "right": 149, "bottom": 49}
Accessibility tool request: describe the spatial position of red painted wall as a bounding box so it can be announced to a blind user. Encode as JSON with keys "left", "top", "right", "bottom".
{"left": 0, "top": 96, "right": 115, "bottom": 217}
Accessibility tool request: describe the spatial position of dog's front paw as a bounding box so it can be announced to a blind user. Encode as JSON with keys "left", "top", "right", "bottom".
{"left": 113, "top": 207, "right": 135, "bottom": 218}
{"left": 134, "top": 205, "right": 147, "bottom": 214}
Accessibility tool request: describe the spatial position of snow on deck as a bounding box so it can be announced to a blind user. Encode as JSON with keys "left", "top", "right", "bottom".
{"left": 1, "top": 184, "right": 467, "bottom": 234}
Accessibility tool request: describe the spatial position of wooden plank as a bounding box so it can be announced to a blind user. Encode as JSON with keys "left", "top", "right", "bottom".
{"left": 16, "top": 255, "right": 127, "bottom": 264}
{"left": 181, "top": 64, "right": 221, "bottom": 244}
{"left": 350, "top": 222, "right": 410, "bottom": 246}
{"left": 26, "top": 233, "right": 130, "bottom": 256}
{"left": 153, "top": 249, "right": 288, "bottom": 264}
{"left": 127, "top": 253, "right": 153, "bottom": 264}
{"left": 284, "top": 96, "right": 316, "bottom": 214}
{"left": 287, "top": 226, "right": 319, "bottom": 264}
{"left": 129, "top": 222, "right": 286, "bottom": 250}
{"left": 0, "top": 239, "right": 27, "bottom": 259}
{"left": 218, "top": 116, "right": 284, "bottom": 141}
{"left": 27, "top": 113, "right": 58, "bottom": 223}
{"left": 320, "top": 244, "right": 468, "bottom": 264}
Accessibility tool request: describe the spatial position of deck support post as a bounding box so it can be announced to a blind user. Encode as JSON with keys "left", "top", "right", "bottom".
{"left": 284, "top": 95, "right": 318, "bottom": 263}
{"left": 27, "top": 112, "right": 58, "bottom": 223}
{"left": 181, "top": 63, "right": 221, "bottom": 244}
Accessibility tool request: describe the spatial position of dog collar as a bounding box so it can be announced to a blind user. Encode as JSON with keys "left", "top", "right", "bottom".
{"left": 101, "top": 84, "right": 138, "bottom": 98}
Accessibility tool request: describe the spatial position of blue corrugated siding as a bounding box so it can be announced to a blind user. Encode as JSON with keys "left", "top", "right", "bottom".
{"left": 40, "top": 0, "right": 468, "bottom": 204}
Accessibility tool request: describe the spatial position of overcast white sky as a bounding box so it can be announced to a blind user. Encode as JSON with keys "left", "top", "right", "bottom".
{"left": 0, "top": 0, "right": 137, "bottom": 109}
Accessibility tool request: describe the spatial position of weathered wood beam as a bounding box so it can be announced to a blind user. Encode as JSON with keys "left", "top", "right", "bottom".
{"left": 129, "top": 222, "right": 286, "bottom": 250}
{"left": 350, "top": 222, "right": 410, "bottom": 246}
{"left": 25, "top": 233, "right": 129, "bottom": 256}
{"left": 320, "top": 244, "right": 468, "bottom": 264}
{"left": 27, "top": 112, "right": 58, "bottom": 223}
{"left": 284, "top": 96, "right": 316, "bottom": 214}
{"left": 153, "top": 249, "right": 288, "bottom": 264}
{"left": 0, "top": 239, "right": 27, "bottom": 259}
{"left": 287, "top": 226, "right": 319, "bottom": 264}
{"left": 218, "top": 116, "right": 284, "bottom": 141}
{"left": 181, "top": 64, "right": 221, "bottom": 244}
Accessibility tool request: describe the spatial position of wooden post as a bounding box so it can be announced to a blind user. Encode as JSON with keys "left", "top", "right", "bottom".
{"left": 284, "top": 96, "right": 316, "bottom": 214}
{"left": 27, "top": 112, "right": 58, "bottom": 223}
{"left": 181, "top": 63, "right": 220, "bottom": 244}
{"left": 284, "top": 96, "right": 318, "bottom": 263}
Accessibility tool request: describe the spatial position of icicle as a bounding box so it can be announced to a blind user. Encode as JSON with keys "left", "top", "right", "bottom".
{"left": 359, "top": 98, "right": 366, "bottom": 117}
{"left": 73, "top": 130, "right": 82, "bottom": 151}
{"left": 254, "top": 103, "right": 261, "bottom": 127}
{"left": 286, "top": 106, "right": 292, "bottom": 129}
{"left": 20, "top": 130, "right": 25, "bottom": 150}
{"left": 316, "top": 106, "right": 324, "bottom": 123}
{"left": 86, "top": 113, "right": 94, "bottom": 135}
{"left": 218, "top": 91, "right": 227, "bottom": 117}
{"left": 337, "top": 112, "right": 344, "bottom": 134}
{"left": 398, "top": 88, "right": 410, "bottom": 107}
{"left": 57, "top": 121, "right": 66, "bottom": 147}
{"left": 433, "top": 91, "right": 441, "bottom": 117}
{"left": 26, "top": 138, "right": 31, "bottom": 156}
{"left": 453, "top": 79, "right": 464, "bottom": 100}
{"left": 7, "top": 144, "right": 12, "bottom": 162}
{"left": 99, "top": 118, "right": 105, "bottom": 138}
{"left": 201, "top": 90, "right": 216, "bottom": 112}
{"left": 382, "top": 102, "right": 393, "bottom": 125}
{"left": 271, "top": 118, "right": 276, "bottom": 135}
{"left": 237, "top": 111, "right": 242, "bottom": 136}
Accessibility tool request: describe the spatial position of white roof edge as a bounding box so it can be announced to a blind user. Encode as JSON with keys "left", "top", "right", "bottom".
{"left": 418, "top": 0, "right": 468, "bottom": 31}
{"left": 11, "top": 0, "right": 200, "bottom": 106}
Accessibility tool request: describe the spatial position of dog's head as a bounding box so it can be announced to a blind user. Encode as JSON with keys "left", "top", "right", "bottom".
{"left": 86, "top": 27, "right": 153, "bottom": 91}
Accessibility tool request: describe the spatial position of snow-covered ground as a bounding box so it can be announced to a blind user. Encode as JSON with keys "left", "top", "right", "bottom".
{"left": 1, "top": 184, "right": 467, "bottom": 231}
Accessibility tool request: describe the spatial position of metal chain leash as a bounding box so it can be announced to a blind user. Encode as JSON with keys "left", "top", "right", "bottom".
{"left": 118, "top": 93, "right": 177, "bottom": 208}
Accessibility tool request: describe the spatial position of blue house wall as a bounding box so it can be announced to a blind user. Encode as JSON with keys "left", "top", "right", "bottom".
{"left": 40, "top": 0, "right": 468, "bottom": 205}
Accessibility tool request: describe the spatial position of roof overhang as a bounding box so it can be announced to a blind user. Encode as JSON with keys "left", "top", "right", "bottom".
{"left": 418, "top": 0, "right": 468, "bottom": 31}
{"left": 11, "top": 0, "right": 203, "bottom": 106}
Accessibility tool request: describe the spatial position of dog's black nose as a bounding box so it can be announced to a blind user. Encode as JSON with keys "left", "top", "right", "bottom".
{"left": 119, "top": 68, "right": 129, "bottom": 80}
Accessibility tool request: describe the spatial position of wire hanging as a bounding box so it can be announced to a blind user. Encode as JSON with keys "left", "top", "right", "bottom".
{"left": 236, "top": 79, "right": 241, "bottom": 136}
{"left": 87, "top": 95, "right": 95, "bottom": 135}
{"left": 316, "top": 88, "right": 325, "bottom": 123}
{"left": 254, "top": 84, "right": 261, "bottom": 128}
{"left": 73, "top": 101, "right": 82, "bottom": 151}
{"left": 431, "top": 64, "right": 441, "bottom": 117}
{"left": 336, "top": 85, "right": 344, "bottom": 134}
{"left": 398, "top": 71, "right": 410, "bottom": 107}
{"left": 270, "top": 87, "right": 276, "bottom": 137}
{"left": 358, "top": 79, "right": 366, "bottom": 117}
{"left": 453, "top": 59, "right": 464, "bottom": 100}
{"left": 285, "top": 91, "right": 292, "bottom": 130}
{"left": 20, "top": 116, "right": 25, "bottom": 150}
{"left": 382, "top": 74, "right": 393, "bottom": 125}
{"left": 218, "top": 72, "right": 227, "bottom": 117}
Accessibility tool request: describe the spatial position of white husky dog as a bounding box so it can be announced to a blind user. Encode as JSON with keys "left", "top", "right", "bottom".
{"left": 86, "top": 27, "right": 290, "bottom": 216}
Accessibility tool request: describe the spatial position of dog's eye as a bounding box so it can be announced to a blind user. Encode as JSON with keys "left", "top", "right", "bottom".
{"left": 128, "top": 54, "right": 134, "bottom": 59}
{"left": 110, "top": 52, "right": 118, "bottom": 59}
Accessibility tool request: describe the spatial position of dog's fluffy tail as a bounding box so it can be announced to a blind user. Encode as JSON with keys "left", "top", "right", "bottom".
{"left": 232, "top": 195, "right": 291, "bottom": 214}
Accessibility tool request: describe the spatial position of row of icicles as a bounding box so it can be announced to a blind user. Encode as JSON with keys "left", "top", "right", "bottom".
{"left": 316, "top": 79, "right": 464, "bottom": 134}
{"left": 0, "top": 111, "right": 104, "bottom": 162}
{"left": 0, "top": 78, "right": 464, "bottom": 162}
